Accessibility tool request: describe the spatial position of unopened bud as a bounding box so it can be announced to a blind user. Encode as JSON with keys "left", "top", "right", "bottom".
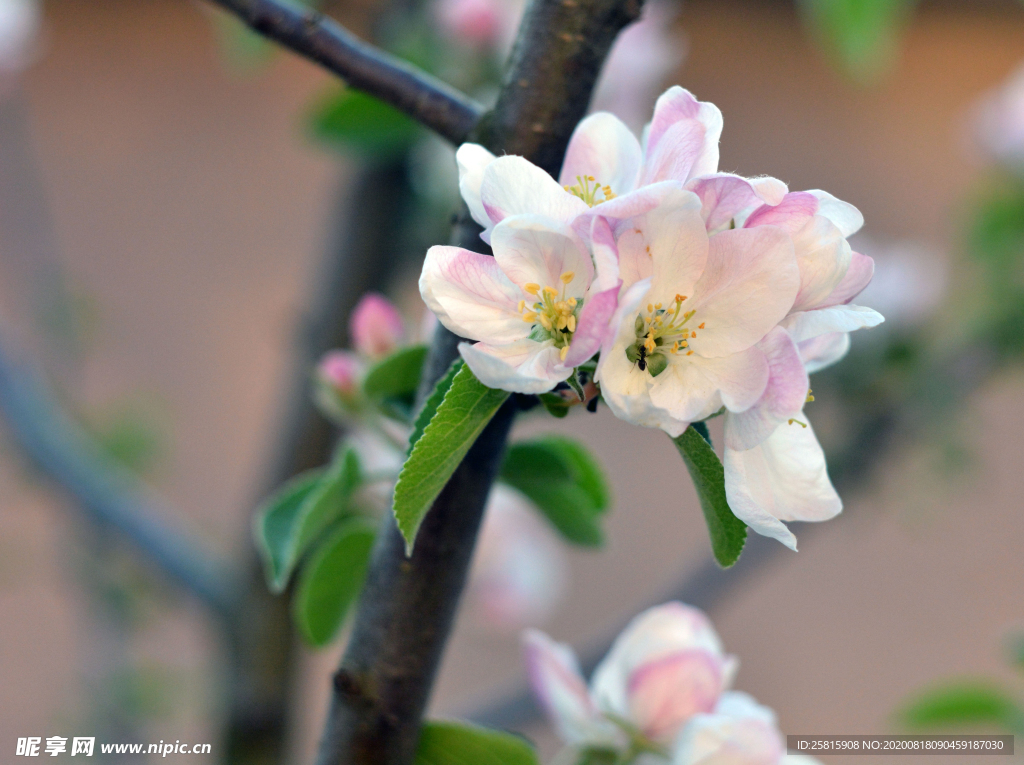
{"left": 350, "top": 292, "right": 405, "bottom": 358}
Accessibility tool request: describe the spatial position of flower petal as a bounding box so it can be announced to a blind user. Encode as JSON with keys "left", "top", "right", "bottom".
{"left": 672, "top": 692, "right": 784, "bottom": 765}
{"left": 459, "top": 339, "right": 569, "bottom": 393}
{"left": 743, "top": 191, "right": 818, "bottom": 233}
{"left": 648, "top": 345, "right": 769, "bottom": 421}
{"left": 799, "top": 332, "right": 850, "bottom": 374}
{"left": 685, "top": 174, "right": 779, "bottom": 233}
{"left": 724, "top": 328, "right": 808, "bottom": 450}
{"left": 350, "top": 292, "right": 405, "bottom": 358}
{"left": 809, "top": 189, "right": 864, "bottom": 237}
{"left": 627, "top": 651, "right": 723, "bottom": 744}
{"left": 457, "top": 143, "right": 497, "bottom": 229}
{"left": 724, "top": 415, "right": 841, "bottom": 551}
{"left": 481, "top": 155, "right": 589, "bottom": 228}
{"left": 781, "top": 304, "right": 885, "bottom": 343}
{"left": 820, "top": 251, "right": 875, "bottom": 307}
{"left": 589, "top": 216, "right": 621, "bottom": 292}
{"left": 490, "top": 214, "right": 594, "bottom": 295}
{"left": 523, "top": 630, "right": 619, "bottom": 748}
{"left": 420, "top": 245, "right": 527, "bottom": 343}
{"left": 563, "top": 284, "right": 620, "bottom": 368}
{"left": 645, "top": 86, "right": 723, "bottom": 180}
{"left": 687, "top": 226, "right": 799, "bottom": 358}
{"left": 640, "top": 119, "right": 708, "bottom": 186}
{"left": 560, "top": 112, "right": 643, "bottom": 197}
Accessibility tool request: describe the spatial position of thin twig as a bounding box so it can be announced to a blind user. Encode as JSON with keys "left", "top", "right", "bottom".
{"left": 0, "top": 336, "right": 238, "bottom": 615}
{"left": 203, "top": 0, "right": 484, "bottom": 145}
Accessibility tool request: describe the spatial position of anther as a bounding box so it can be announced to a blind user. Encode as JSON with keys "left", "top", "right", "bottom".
{"left": 560, "top": 271, "right": 575, "bottom": 284}
{"left": 524, "top": 283, "right": 540, "bottom": 295}
{"left": 559, "top": 346, "right": 569, "bottom": 361}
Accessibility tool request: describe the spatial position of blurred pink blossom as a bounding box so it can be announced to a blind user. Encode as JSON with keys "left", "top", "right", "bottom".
{"left": 466, "top": 485, "right": 567, "bottom": 631}
{"left": 433, "top": 0, "right": 504, "bottom": 48}
{"left": 0, "top": 0, "right": 39, "bottom": 81}
{"left": 350, "top": 292, "right": 406, "bottom": 358}
{"left": 317, "top": 350, "right": 363, "bottom": 399}
{"left": 974, "top": 61, "right": 1024, "bottom": 172}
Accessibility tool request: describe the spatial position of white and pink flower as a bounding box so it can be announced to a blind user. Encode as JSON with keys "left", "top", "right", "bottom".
{"left": 524, "top": 602, "right": 737, "bottom": 753}
{"left": 350, "top": 292, "right": 406, "bottom": 359}
{"left": 419, "top": 214, "right": 618, "bottom": 393}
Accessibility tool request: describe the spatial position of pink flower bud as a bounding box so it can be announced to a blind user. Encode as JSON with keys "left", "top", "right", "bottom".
{"left": 317, "top": 351, "right": 362, "bottom": 398}
{"left": 433, "top": 0, "right": 503, "bottom": 48}
{"left": 350, "top": 293, "right": 405, "bottom": 359}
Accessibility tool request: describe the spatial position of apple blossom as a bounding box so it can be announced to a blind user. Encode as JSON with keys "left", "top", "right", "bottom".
{"left": 350, "top": 291, "right": 406, "bottom": 359}
{"left": 593, "top": 186, "right": 800, "bottom": 437}
{"left": 317, "top": 350, "right": 363, "bottom": 400}
{"left": 419, "top": 214, "right": 618, "bottom": 393}
{"left": 456, "top": 86, "right": 767, "bottom": 242}
{"left": 973, "top": 60, "right": 1024, "bottom": 173}
{"left": 0, "top": 0, "right": 38, "bottom": 78}
{"left": 523, "top": 602, "right": 737, "bottom": 756}
{"left": 466, "top": 484, "right": 568, "bottom": 631}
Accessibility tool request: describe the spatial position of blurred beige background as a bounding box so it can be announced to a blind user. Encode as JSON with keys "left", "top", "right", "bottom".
{"left": 1, "top": 1, "right": 1023, "bottom": 763}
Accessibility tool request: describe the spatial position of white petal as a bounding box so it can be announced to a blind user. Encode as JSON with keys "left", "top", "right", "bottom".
{"left": 672, "top": 691, "right": 784, "bottom": 765}
{"left": 480, "top": 155, "right": 589, "bottom": 227}
{"left": 649, "top": 346, "right": 769, "bottom": 422}
{"left": 523, "top": 630, "right": 619, "bottom": 748}
{"left": 790, "top": 215, "right": 853, "bottom": 313}
{"left": 589, "top": 216, "right": 621, "bottom": 292}
{"left": 724, "top": 415, "right": 841, "bottom": 551}
{"left": 799, "top": 332, "right": 850, "bottom": 374}
{"left": 809, "top": 189, "right": 864, "bottom": 237}
{"left": 781, "top": 304, "right": 885, "bottom": 344}
{"left": 490, "top": 214, "right": 594, "bottom": 295}
{"left": 456, "top": 143, "right": 497, "bottom": 229}
{"left": 420, "top": 245, "right": 527, "bottom": 343}
{"left": 459, "top": 340, "right": 569, "bottom": 393}
{"left": 820, "top": 251, "right": 874, "bottom": 307}
{"left": 724, "top": 328, "right": 808, "bottom": 450}
{"left": 687, "top": 227, "right": 799, "bottom": 358}
{"left": 560, "top": 112, "right": 642, "bottom": 197}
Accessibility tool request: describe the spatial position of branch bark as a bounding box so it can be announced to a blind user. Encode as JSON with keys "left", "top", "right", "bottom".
{"left": 314, "top": 0, "right": 644, "bottom": 761}
{"left": 203, "top": 0, "right": 483, "bottom": 145}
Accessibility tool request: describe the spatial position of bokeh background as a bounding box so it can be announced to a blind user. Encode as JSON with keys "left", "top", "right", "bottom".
{"left": 2, "top": 0, "right": 1024, "bottom": 763}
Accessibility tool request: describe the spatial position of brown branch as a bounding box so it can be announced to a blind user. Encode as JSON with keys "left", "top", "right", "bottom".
{"left": 203, "top": 0, "right": 484, "bottom": 145}
{"left": 314, "top": 0, "right": 644, "bottom": 761}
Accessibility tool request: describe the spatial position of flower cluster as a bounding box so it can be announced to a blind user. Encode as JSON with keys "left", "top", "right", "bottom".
{"left": 525, "top": 602, "right": 821, "bottom": 765}
{"left": 419, "top": 87, "right": 884, "bottom": 549}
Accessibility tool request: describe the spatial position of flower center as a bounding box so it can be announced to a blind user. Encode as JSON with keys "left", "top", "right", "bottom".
{"left": 519, "top": 271, "right": 580, "bottom": 361}
{"left": 563, "top": 175, "right": 616, "bottom": 207}
{"left": 624, "top": 294, "right": 706, "bottom": 376}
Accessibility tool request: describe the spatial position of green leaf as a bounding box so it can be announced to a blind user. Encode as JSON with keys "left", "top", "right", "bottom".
{"left": 538, "top": 392, "right": 571, "bottom": 418}
{"left": 308, "top": 87, "right": 420, "bottom": 158}
{"left": 363, "top": 345, "right": 429, "bottom": 422}
{"left": 798, "top": 0, "right": 917, "bottom": 83}
{"left": 499, "top": 437, "right": 611, "bottom": 546}
{"left": 408, "top": 359, "right": 463, "bottom": 454}
{"left": 394, "top": 365, "right": 509, "bottom": 553}
{"left": 255, "top": 447, "right": 363, "bottom": 592}
{"left": 899, "top": 681, "right": 1024, "bottom": 732}
{"left": 293, "top": 519, "right": 375, "bottom": 646}
{"left": 415, "top": 721, "right": 539, "bottom": 765}
{"left": 254, "top": 469, "right": 327, "bottom": 590}
{"left": 671, "top": 426, "right": 747, "bottom": 567}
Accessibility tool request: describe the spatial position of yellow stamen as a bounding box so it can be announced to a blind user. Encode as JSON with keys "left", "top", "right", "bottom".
{"left": 647, "top": 303, "right": 654, "bottom": 314}
{"left": 686, "top": 350, "right": 693, "bottom": 356}
{"left": 559, "top": 345, "right": 569, "bottom": 361}
{"left": 560, "top": 271, "right": 575, "bottom": 284}
{"left": 675, "top": 294, "right": 687, "bottom": 303}
{"left": 522, "top": 311, "right": 537, "bottom": 322}
{"left": 517, "top": 299, "right": 525, "bottom": 312}
{"left": 524, "top": 283, "right": 540, "bottom": 295}
{"left": 542, "top": 286, "right": 558, "bottom": 298}
{"left": 567, "top": 315, "right": 576, "bottom": 332}
{"left": 788, "top": 418, "right": 808, "bottom": 428}
{"left": 539, "top": 314, "right": 553, "bottom": 330}
{"left": 567, "top": 297, "right": 577, "bottom": 307}
{"left": 698, "top": 322, "right": 705, "bottom": 329}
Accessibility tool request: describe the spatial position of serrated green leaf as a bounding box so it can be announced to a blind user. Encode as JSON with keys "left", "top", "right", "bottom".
{"left": 254, "top": 469, "right": 327, "bottom": 590}
{"left": 308, "top": 87, "right": 420, "bottom": 157}
{"left": 363, "top": 345, "right": 429, "bottom": 422}
{"left": 499, "top": 437, "right": 610, "bottom": 546}
{"left": 798, "top": 0, "right": 917, "bottom": 83}
{"left": 408, "top": 359, "right": 463, "bottom": 454}
{"left": 671, "top": 426, "right": 746, "bottom": 567}
{"left": 415, "top": 721, "right": 539, "bottom": 765}
{"left": 899, "top": 681, "right": 1024, "bottom": 732}
{"left": 394, "top": 365, "right": 509, "bottom": 553}
{"left": 293, "top": 519, "right": 375, "bottom": 646}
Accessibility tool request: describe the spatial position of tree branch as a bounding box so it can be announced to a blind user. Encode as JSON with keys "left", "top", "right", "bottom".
{"left": 203, "top": 0, "right": 484, "bottom": 145}
{"left": 0, "top": 336, "right": 238, "bottom": 616}
{"left": 313, "top": 0, "right": 644, "bottom": 760}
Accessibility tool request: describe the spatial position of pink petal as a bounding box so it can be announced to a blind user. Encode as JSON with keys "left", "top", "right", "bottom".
{"left": 639, "top": 119, "right": 708, "bottom": 186}
{"left": 685, "top": 174, "right": 768, "bottom": 233}
{"left": 563, "top": 284, "right": 620, "bottom": 368}
{"left": 560, "top": 112, "right": 642, "bottom": 197}
{"left": 820, "top": 251, "right": 875, "bottom": 307}
{"left": 743, "top": 191, "right": 818, "bottom": 233}
{"left": 645, "top": 86, "right": 723, "bottom": 179}
{"left": 523, "top": 630, "right": 617, "bottom": 748}
{"left": 419, "top": 245, "right": 526, "bottom": 344}
{"left": 588, "top": 216, "right": 621, "bottom": 292}
{"left": 724, "top": 327, "right": 809, "bottom": 451}
{"left": 350, "top": 292, "right": 405, "bottom": 358}
{"left": 687, "top": 227, "right": 800, "bottom": 358}
{"left": 627, "top": 651, "right": 722, "bottom": 744}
